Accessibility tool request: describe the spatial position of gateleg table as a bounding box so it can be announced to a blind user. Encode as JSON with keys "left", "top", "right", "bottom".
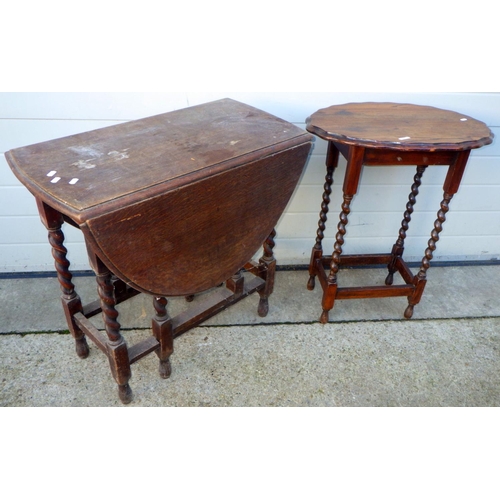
{"left": 6, "top": 98, "right": 312, "bottom": 403}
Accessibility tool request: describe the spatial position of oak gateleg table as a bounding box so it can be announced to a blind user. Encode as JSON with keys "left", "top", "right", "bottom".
{"left": 6, "top": 98, "right": 313, "bottom": 403}
{"left": 305, "top": 102, "right": 493, "bottom": 323}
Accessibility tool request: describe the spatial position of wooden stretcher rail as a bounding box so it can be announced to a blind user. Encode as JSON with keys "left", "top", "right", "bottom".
{"left": 172, "top": 276, "right": 265, "bottom": 338}
{"left": 75, "top": 274, "right": 265, "bottom": 367}
{"left": 336, "top": 284, "right": 413, "bottom": 299}
{"left": 314, "top": 254, "right": 415, "bottom": 300}
{"left": 394, "top": 257, "right": 415, "bottom": 284}
{"left": 73, "top": 312, "right": 107, "bottom": 353}
{"left": 321, "top": 254, "right": 392, "bottom": 268}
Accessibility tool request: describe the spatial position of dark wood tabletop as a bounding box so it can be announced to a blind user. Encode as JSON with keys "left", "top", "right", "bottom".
{"left": 5, "top": 98, "right": 313, "bottom": 297}
{"left": 306, "top": 102, "right": 493, "bottom": 151}
{"left": 7, "top": 98, "right": 310, "bottom": 222}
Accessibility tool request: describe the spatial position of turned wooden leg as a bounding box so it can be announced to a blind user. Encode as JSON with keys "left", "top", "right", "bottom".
{"left": 308, "top": 143, "right": 339, "bottom": 291}
{"left": 257, "top": 229, "right": 276, "bottom": 317}
{"left": 95, "top": 261, "right": 132, "bottom": 404}
{"left": 152, "top": 296, "right": 173, "bottom": 379}
{"left": 386, "top": 165, "right": 427, "bottom": 285}
{"left": 226, "top": 269, "right": 244, "bottom": 298}
{"left": 405, "top": 151, "right": 470, "bottom": 319}
{"left": 37, "top": 199, "right": 89, "bottom": 359}
{"left": 321, "top": 193, "right": 354, "bottom": 323}
{"left": 318, "top": 146, "right": 364, "bottom": 323}
{"left": 405, "top": 192, "right": 453, "bottom": 319}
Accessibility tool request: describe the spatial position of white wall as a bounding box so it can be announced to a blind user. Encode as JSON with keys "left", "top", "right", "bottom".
{"left": 1, "top": 92, "right": 498, "bottom": 273}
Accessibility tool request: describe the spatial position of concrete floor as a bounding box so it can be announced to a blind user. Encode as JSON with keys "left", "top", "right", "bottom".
{"left": 1, "top": 266, "right": 499, "bottom": 406}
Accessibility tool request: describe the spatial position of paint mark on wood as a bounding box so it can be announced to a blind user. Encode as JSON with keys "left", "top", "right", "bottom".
{"left": 68, "top": 146, "right": 103, "bottom": 158}
{"left": 108, "top": 149, "right": 130, "bottom": 160}
{"left": 72, "top": 159, "right": 96, "bottom": 169}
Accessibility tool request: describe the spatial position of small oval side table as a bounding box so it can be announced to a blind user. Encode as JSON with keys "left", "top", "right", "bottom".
{"left": 305, "top": 102, "right": 493, "bottom": 323}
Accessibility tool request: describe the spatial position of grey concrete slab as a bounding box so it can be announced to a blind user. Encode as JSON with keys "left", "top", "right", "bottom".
{"left": 1, "top": 266, "right": 499, "bottom": 407}
{"left": 1, "top": 318, "right": 499, "bottom": 406}
{"left": 1, "top": 266, "right": 500, "bottom": 333}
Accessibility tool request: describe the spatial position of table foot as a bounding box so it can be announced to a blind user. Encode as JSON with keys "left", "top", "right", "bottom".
{"left": 118, "top": 383, "right": 133, "bottom": 404}
{"left": 159, "top": 358, "right": 172, "bottom": 379}
{"left": 385, "top": 273, "right": 394, "bottom": 286}
{"left": 404, "top": 304, "right": 414, "bottom": 319}
{"left": 307, "top": 275, "right": 316, "bottom": 291}
{"left": 75, "top": 338, "right": 90, "bottom": 359}
{"left": 258, "top": 297, "right": 269, "bottom": 317}
{"left": 320, "top": 309, "right": 329, "bottom": 324}
{"left": 185, "top": 295, "right": 194, "bottom": 302}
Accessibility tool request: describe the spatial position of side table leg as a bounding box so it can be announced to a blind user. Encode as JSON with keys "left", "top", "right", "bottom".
{"left": 405, "top": 150, "right": 470, "bottom": 319}
{"left": 152, "top": 296, "right": 174, "bottom": 379}
{"left": 308, "top": 143, "right": 339, "bottom": 291}
{"left": 257, "top": 229, "right": 276, "bottom": 317}
{"left": 405, "top": 193, "right": 452, "bottom": 319}
{"left": 321, "top": 144, "right": 365, "bottom": 323}
{"left": 321, "top": 193, "right": 354, "bottom": 323}
{"left": 94, "top": 259, "right": 132, "bottom": 404}
{"left": 37, "top": 200, "right": 89, "bottom": 359}
{"left": 386, "top": 165, "right": 427, "bottom": 285}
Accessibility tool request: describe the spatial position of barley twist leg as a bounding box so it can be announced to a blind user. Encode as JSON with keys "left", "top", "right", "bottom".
{"left": 386, "top": 165, "right": 427, "bottom": 285}
{"left": 308, "top": 145, "right": 339, "bottom": 291}
{"left": 405, "top": 192, "right": 453, "bottom": 319}
{"left": 96, "top": 267, "right": 132, "bottom": 404}
{"left": 47, "top": 223, "right": 89, "bottom": 359}
{"left": 320, "top": 194, "right": 353, "bottom": 323}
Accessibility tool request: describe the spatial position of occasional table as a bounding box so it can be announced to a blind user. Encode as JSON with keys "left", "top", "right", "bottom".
{"left": 306, "top": 102, "right": 493, "bottom": 323}
{"left": 6, "top": 98, "right": 312, "bottom": 403}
